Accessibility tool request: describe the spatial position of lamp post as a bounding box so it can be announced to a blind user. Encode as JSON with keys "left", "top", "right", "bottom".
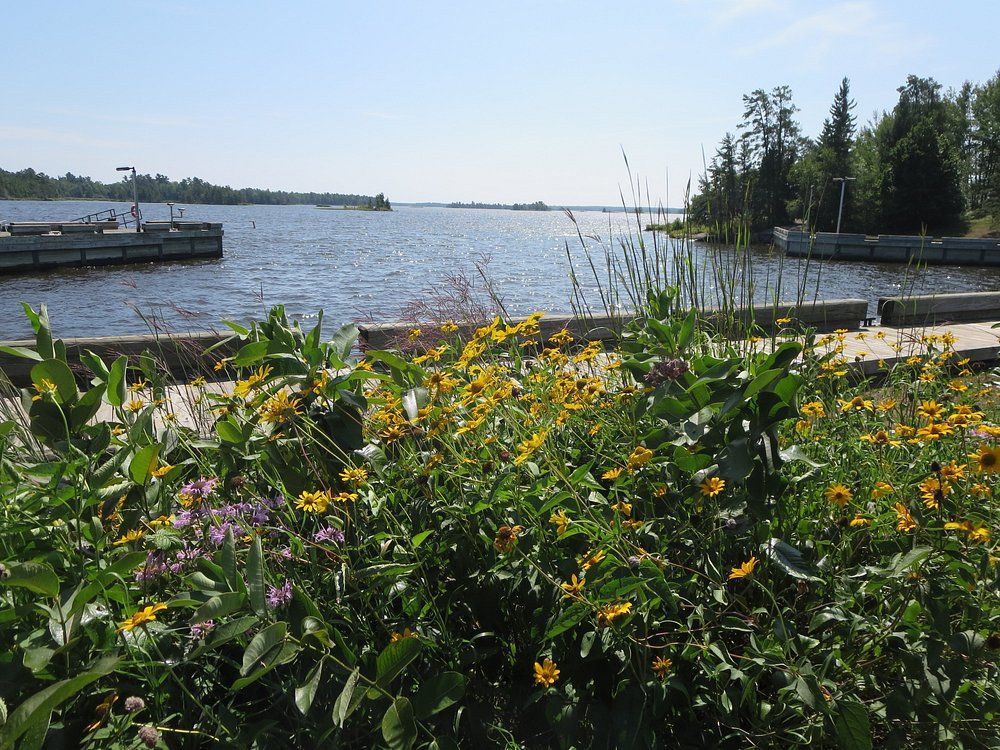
{"left": 117, "top": 166, "right": 140, "bottom": 232}
{"left": 167, "top": 201, "right": 175, "bottom": 227}
{"left": 832, "top": 176, "right": 855, "bottom": 234}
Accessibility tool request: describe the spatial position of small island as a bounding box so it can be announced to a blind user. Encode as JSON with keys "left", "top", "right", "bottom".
{"left": 318, "top": 193, "right": 392, "bottom": 211}
{"left": 447, "top": 200, "right": 549, "bottom": 211}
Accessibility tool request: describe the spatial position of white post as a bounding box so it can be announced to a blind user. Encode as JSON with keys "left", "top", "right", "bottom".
{"left": 832, "top": 176, "right": 855, "bottom": 234}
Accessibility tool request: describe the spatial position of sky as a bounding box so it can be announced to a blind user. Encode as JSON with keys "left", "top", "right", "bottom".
{"left": 3, "top": 0, "right": 999, "bottom": 207}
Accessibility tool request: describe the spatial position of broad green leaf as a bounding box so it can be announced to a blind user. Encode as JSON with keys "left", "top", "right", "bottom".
{"left": 232, "top": 642, "right": 299, "bottom": 690}
{"left": 30, "top": 359, "right": 76, "bottom": 404}
{"left": 0, "top": 656, "right": 118, "bottom": 750}
{"left": 763, "top": 539, "right": 821, "bottom": 582}
{"left": 546, "top": 602, "right": 590, "bottom": 638}
{"left": 381, "top": 697, "right": 416, "bottom": 750}
{"left": 412, "top": 672, "right": 466, "bottom": 718}
{"left": 128, "top": 443, "right": 160, "bottom": 485}
{"left": 834, "top": 700, "right": 872, "bottom": 750}
{"left": 0, "top": 345, "right": 42, "bottom": 362}
{"left": 376, "top": 636, "right": 421, "bottom": 686}
{"left": 240, "top": 622, "right": 287, "bottom": 676}
{"left": 2, "top": 562, "right": 59, "bottom": 598}
{"left": 332, "top": 668, "right": 361, "bottom": 726}
{"left": 247, "top": 536, "right": 266, "bottom": 616}
{"left": 190, "top": 592, "right": 246, "bottom": 623}
{"left": 216, "top": 418, "right": 244, "bottom": 444}
{"left": 295, "top": 659, "right": 324, "bottom": 716}
{"left": 411, "top": 530, "right": 433, "bottom": 548}
{"left": 106, "top": 356, "right": 128, "bottom": 407}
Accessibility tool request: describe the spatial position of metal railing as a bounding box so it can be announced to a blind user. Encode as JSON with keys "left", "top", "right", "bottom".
{"left": 69, "top": 207, "right": 140, "bottom": 228}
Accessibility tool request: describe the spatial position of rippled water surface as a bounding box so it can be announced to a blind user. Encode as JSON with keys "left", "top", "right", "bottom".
{"left": 1, "top": 200, "right": 998, "bottom": 340}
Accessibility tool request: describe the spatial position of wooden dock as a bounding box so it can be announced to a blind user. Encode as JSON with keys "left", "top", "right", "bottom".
{"left": 774, "top": 226, "right": 1000, "bottom": 266}
{"left": 0, "top": 221, "right": 223, "bottom": 273}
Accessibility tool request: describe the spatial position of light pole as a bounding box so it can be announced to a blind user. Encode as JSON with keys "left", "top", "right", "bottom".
{"left": 832, "top": 176, "right": 855, "bottom": 234}
{"left": 167, "top": 201, "right": 175, "bottom": 227}
{"left": 117, "top": 166, "right": 140, "bottom": 232}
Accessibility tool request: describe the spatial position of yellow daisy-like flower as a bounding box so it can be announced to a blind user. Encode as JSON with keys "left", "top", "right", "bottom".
{"left": 916, "top": 422, "right": 953, "bottom": 441}
{"left": 117, "top": 602, "right": 167, "bottom": 632}
{"left": 971, "top": 445, "right": 1000, "bottom": 474}
{"left": 860, "top": 430, "right": 900, "bottom": 447}
{"left": 893, "top": 503, "right": 918, "bottom": 532}
{"left": 652, "top": 656, "right": 674, "bottom": 679}
{"left": 32, "top": 378, "right": 59, "bottom": 402}
{"left": 597, "top": 601, "right": 633, "bottom": 627}
{"left": 150, "top": 464, "right": 174, "bottom": 478}
{"left": 338, "top": 467, "right": 369, "bottom": 485}
{"left": 916, "top": 400, "right": 946, "bottom": 421}
{"left": 579, "top": 549, "right": 606, "bottom": 571}
{"left": 295, "top": 489, "right": 332, "bottom": 514}
{"left": 849, "top": 513, "right": 871, "bottom": 527}
{"left": 259, "top": 390, "right": 302, "bottom": 424}
{"left": 824, "top": 483, "right": 853, "bottom": 506}
{"left": 440, "top": 320, "right": 459, "bottom": 334}
{"left": 626, "top": 446, "right": 654, "bottom": 472}
{"left": 549, "top": 509, "right": 570, "bottom": 535}
{"left": 113, "top": 529, "right": 145, "bottom": 546}
{"left": 391, "top": 627, "right": 415, "bottom": 642}
{"left": 610, "top": 501, "right": 632, "bottom": 517}
{"left": 407, "top": 328, "right": 423, "bottom": 341}
{"left": 125, "top": 399, "right": 145, "bottom": 413}
{"left": 839, "top": 396, "right": 873, "bottom": 412}
{"left": 971, "top": 482, "right": 992, "bottom": 498}
{"left": 602, "top": 467, "right": 624, "bottom": 481}
{"left": 533, "top": 658, "right": 560, "bottom": 687}
{"left": 871, "top": 481, "right": 894, "bottom": 499}
{"left": 800, "top": 401, "right": 825, "bottom": 418}
{"left": 514, "top": 430, "right": 548, "bottom": 465}
{"left": 876, "top": 399, "right": 897, "bottom": 412}
{"left": 560, "top": 574, "right": 584, "bottom": 598}
{"left": 493, "top": 524, "right": 525, "bottom": 553}
{"left": 728, "top": 556, "right": 758, "bottom": 580}
{"left": 699, "top": 476, "right": 726, "bottom": 498}
{"left": 233, "top": 365, "right": 272, "bottom": 399}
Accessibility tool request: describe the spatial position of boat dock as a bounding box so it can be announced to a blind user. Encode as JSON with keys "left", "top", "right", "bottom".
{"left": 773, "top": 226, "right": 1000, "bottom": 266}
{"left": 0, "top": 218, "right": 223, "bottom": 273}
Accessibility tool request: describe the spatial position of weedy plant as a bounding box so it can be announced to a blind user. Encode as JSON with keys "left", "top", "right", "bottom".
{"left": 0, "top": 221, "right": 999, "bottom": 749}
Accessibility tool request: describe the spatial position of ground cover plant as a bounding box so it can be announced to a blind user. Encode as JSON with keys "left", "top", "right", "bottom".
{"left": 1, "top": 297, "right": 999, "bottom": 749}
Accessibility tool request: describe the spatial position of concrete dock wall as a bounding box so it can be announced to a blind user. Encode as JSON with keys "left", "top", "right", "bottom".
{"left": 879, "top": 291, "right": 1000, "bottom": 327}
{"left": 0, "top": 223, "right": 223, "bottom": 273}
{"left": 774, "top": 227, "right": 1000, "bottom": 266}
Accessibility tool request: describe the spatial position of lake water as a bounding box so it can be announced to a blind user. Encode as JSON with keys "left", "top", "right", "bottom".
{"left": 1, "top": 199, "right": 998, "bottom": 340}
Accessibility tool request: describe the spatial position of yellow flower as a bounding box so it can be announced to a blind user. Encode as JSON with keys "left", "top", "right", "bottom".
{"left": 626, "top": 446, "right": 654, "bottom": 472}
{"left": 728, "top": 556, "right": 758, "bottom": 580}
{"left": 825, "top": 483, "right": 853, "bottom": 506}
{"left": 233, "top": 365, "right": 272, "bottom": 398}
{"left": 971, "top": 445, "right": 1000, "bottom": 474}
{"left": 548, "top": 329, "right": 574, "bottom": 346}
{"left": 917, "top": 400, "right": 946, "bottom": 421}
{"left": 916, "top": 422, "right": 953, "bottom": 441}
{"left": 699, "top": 476, "right": 726, "bottom": 498}
{"left": 939, "top": 462, "right": 965, "bottom": 481}
{"left": 849, "top": 513, "right": 871, "bottom": 527}
{"left": 895, "top": 424, "right": 916, "bottom": 438}
{"left": 971, "top": 482, "right": 992, "bottom": 498}
{"left": 31, "top": 378, "right": 59, "bottom": 402}
{"left": 339, "top": 467, "right": 369, "bottom": 485}
{"left": 652, "top": 656, "right": 674, "bottom": 679}
{"left": 871, "top": 481, "right": 894, "bottom": 499}
{"left": 514, "top": 430, "right": 547, "bottom": 465}
{"left": 391, "top": 627, "right": 415, "bottom": 642}
{"left": 893, "top": 503, "right": 917, "bottom": 532}
{"left": 534, "top": 658, "right": 560, "bottom": 687}
{"left": 333, "top": 491, "right": 359, "bottom": 503}
{"left": 579, "top": 549, "right": 606, "bottom": 571}
{"left": 117, "top": 602, "right": 167, "bottom": 632}
{"left": 839, "top": 396, "right": 873, "bottom": 412}
{"left": 113, "top": 529, "right": 145, "bottom": 546}
{"left": 800, "top": 401, "right": 825, "bottom": 418}
{"left": 776, "top": 317, "right": 793, "bottom": 325}
{"left": 125, "top": 399, "right": 145, "bottom": 413}
{"left": 876, "top": 399, "right": 897, "bottom": 412}
{"left": 560, "top": 574, "right": 584, "bottom": 598}
{"left": 597, "top": 601, "right": 633, "bottom": 627}
{"left": 190, "top": 375, "right": 207, "bottom": 387}
{"left": 653, "top": 484, "right": 668, "bottom": 498}
{"left": 407, "top": 328, "right": 423, "bottom": 341}
{"left": 602, "top": 467, "right": 624, "bottom": 481}
{"left": 296, "top": 490, "right": 332, "bottom": 514}
{"left": 259, "top": 390, "right": 301, "bottom": 424}
{"left": 611, "top": 501, "right": 632, "bottom": 517}
{"left": 860, "top": 430, "right": 900, "bottom": 447}
{"left": 947, "top": 378, "right": 968, "bottom": 393}
{"left": 549, "top": 509, "right": 570, "bottom": 535}
{"left": 151, "top": 464, "right": 174, "bottom": 478}
{"left": 493, "top": 524, "right": 525, "bottom": 553}
{"left": 441, "top": 320, "right": 459, "bottom": 334}
{"left": 213, "top": 357, "right": 230, "bottom": 372}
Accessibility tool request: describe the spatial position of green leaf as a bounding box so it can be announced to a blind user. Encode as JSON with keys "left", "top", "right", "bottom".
{"left": 834, "top": 700, "right": 872, "bottom": 750}
{"left": 240, "top": 622, "right": 287, "bottom": 676}
{"left": 247, "top": 536, "right": 266, "bottom": 616}
{"left": 888, "top": 546, "right": 933, "bottom": 578}
{"left": 231, "top": 340, "right": 269, "bottom": 367}
{"left": 412, "top": 672, "right": 466, "bottom": 718}
{"left": 546, "top": 602, "right": 590, "bottom": 638}
{"left": 0, "top": 656, "right": 118, "bottom": 750}
{"left": 2, "top": 562, "right": 59, "bottom": 598}
{"left": 128, "top": 443, "right": 160, "bottom": 485}
{"left": 295, "top": 659, "right": 324, "bottom": 716}
{"left": 376, "top": 636, "right": 421, "bottom": 687}
{"left": 411, "top": 530, "right": 433, "bottom": 548}
{"left": 30, "top": 359, "right": 77, "bottom": 404}
{"left": 190, "top": 592, "right": 246, "bottom": 623}
{"left": 763, "top": 539, "right": 821, "bottom": 582}
{"left": 220, "top": 530, "right": 245, "bottom": 594}
{"left": 216, "top": 418, "right": 244, "bottom": 444}
{"left": 332, "top": 668, "right": 361, "bottom": 726}
{"left": 0, "top": 345, "right": 42, "bottom": 362}
{"left": 329, "top": 323, "right": 360, "bottom": 363}
{"left": 106, "top": 356, "right": 128, "bottom": 407}
{"left": 232, "top": 642, "right": 300, "bottom": 690}
{"left": 381, "top": 697, "right": 416, "bottom": 750}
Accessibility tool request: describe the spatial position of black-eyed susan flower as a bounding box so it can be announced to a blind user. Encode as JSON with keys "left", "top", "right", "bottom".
{"left": 728, "top": 556, "right": 757, "bottom": 580}
{"left": 597, "top": 601, "right": 633, "bottom": 627}
{"left": 493, "top": 524, "right": 525, "bottom": 553}
{"left": 652, "top": 656, "right": 674, "bottom": 679}
{"left": 971, "top": 445, "right": 1000, "bottom": 474}
{"left": 533, "top": 658, "right": 560, "bottom": 687}
{"left": 548, "top": 509, "right": 570, "bottom": 535}
{"left": 560, "top": 574, "right": 584, "bottom": 598}
{"left": 118, "top": 603, "right": 167, "bottom": 633}
{"left": 824, "top": 483, "right": 853, "bottom": 506}
{"left": 296, "top": 490, "right": 332, "bottom": 514}
{"left": 700, "top": 476, "right": 726, "bottom": 498}
{"left": 893, "top": 503, "right": 917, "bottom": 532}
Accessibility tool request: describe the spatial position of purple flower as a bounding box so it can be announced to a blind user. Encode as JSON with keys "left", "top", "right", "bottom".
{"left": 644, "top": 358, "right": 690, "bottom": 387}
{"left": 181, "top": 477, "right": 218, "bottom": 498}
{"left": 138, "top": 725, "right": 160, "bottom": 748}
{"left": 266, "top": 579, "right": 293, "bottom": 609}
{"left": 124, "top": 696, "right": 146, "bottom": 713}
{"left": 208, "top": 521, "right": 244, "bottom": 546}
{"left": 314, "top": 526, "right": 345, "bottom": 545}
{"left": 190, "top": 620, "right": 215, "bottom": 639}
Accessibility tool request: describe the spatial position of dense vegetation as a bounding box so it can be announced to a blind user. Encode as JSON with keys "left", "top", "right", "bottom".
{"left": 0, "top": 168, "right": 382, "bottom": 208}
{"left": 1, "top": 291, "right": 998, "bottom": 748}
{"left": 447, "top": 201, "right": 549, "bottom": 211}
{"left": 692, "top": 71, "right": 1000, "bottom": 235}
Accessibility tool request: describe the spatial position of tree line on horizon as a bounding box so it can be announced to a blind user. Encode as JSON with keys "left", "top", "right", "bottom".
{"left": 0, "top": 168, "right": 380, "bottom": 208}
{"left": 691, "top": 70, "right": 1000, "bottom": 235}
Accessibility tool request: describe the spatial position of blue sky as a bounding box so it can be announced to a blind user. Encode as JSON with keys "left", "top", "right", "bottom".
{"left": 3, "top": 0, "right": 998, "bottom": 205}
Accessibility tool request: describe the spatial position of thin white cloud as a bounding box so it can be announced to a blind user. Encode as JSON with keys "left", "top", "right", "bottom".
{"left": 0, "top": 126, "right": 135, "bottom": 149}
